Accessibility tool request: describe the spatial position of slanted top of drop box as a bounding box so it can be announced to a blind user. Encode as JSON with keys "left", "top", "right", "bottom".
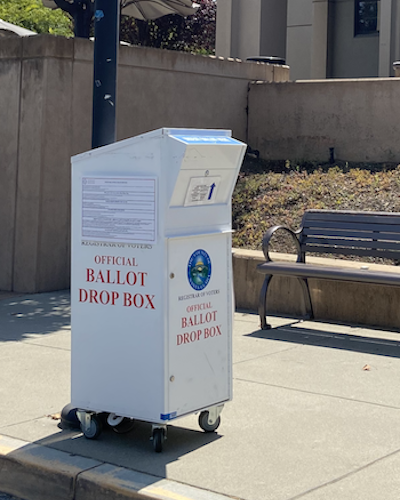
{"left": 71, "top": 128, "right": 244, "bottom": 163}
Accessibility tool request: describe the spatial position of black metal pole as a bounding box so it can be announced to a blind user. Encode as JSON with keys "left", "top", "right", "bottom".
{"left": 53, "top": 0, "right": 92, "bottom": 38}
{"left": 73, "top": 0, "right": 93, "bottom": 38}
{"left": 91, "top": 0, "right": 120, "bottom": 148}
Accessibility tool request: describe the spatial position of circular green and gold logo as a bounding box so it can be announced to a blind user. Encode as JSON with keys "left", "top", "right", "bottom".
{"left": 187, "top": 249, "right": 212, "bottom": 291}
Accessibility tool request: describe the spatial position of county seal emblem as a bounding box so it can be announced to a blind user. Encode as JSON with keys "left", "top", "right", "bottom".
{"left": 187, "top": 249, "right": 212, "bottom": 291}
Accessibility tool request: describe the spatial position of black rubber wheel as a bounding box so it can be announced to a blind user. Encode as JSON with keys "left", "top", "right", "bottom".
{"left": 198, "top": 411, "right": 221, "bottom": 432}
{"left": 112, "top": 418, "right": 135, "bottom": 434}
{"left": 60, "top": 403, "right": 80, "bottom": 429}
{"left": 81, "top": 414, "right": 103, "bottom": 440}
{"left": 153, "top": 428, "right": 164, "bottom": 453}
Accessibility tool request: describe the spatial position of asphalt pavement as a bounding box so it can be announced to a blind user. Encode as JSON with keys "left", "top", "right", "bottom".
{"left": 1, "top": 290, "right": 400, "bottom": 500}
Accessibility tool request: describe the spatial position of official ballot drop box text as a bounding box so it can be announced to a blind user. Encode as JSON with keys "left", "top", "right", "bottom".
{"left": 71, "top": 128, "right": 246, "bottom": 426}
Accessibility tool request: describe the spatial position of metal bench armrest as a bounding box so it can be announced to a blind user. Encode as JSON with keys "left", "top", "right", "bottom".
{"left": 262, "top": 225, "right": 302, "bottom": 262}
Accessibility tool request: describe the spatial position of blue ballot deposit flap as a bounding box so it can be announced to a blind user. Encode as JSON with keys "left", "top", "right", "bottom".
{"left": 171, "top": 135, "right": 242, "bottom": 145}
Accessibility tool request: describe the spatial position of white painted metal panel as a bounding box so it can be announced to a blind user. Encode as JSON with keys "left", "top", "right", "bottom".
{"left": 167, "top": 233, "right": 233, "bottom": 418}
{"left": 71, "top": 172, "right": 166, "bottom": 422}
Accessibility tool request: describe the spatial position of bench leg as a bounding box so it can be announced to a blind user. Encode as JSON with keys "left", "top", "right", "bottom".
{"left": 297, "top": 277, "right": 313, "bottom": 320}
{"left": 259, "top": 275, "right": 313, "bottom": 329}
{"left": 258, "top": 274, "right": 272, "bottom": 330}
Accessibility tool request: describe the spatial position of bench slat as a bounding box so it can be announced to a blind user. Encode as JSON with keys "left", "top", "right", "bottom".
{"left": 304, "top": 210, "right": 400, "bottom": 226}
{"left": 302, "top": 228, "right": 400, "bottom": 242}
{"left": 257, "top": 261, "right": 400, "bottom": 286}
{"left": 303, "top": 220, "right": 400, "bottom": 234}
{"left": 302, "top": 237, "right": 400, "bottom": 251}
{"left": 302, "top": 245, "right": 400, "bottom": 260}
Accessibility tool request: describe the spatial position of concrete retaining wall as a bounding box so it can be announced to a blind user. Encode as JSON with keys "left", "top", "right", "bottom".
{"left": 0, "top": 34, "right": 288, "bottom": 293}
{"left": 248, "top": 78, "right": 400, "bottom": 163}
{"left": 233, "top": 249, "right": 400, "bottom": 330}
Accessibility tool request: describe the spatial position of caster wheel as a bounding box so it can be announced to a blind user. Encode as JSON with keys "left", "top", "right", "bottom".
{"left": 81, "top": 414, "right": 103, "bottom": 440}
{"left": 153, "top": 428, "right": 164, "bottom": 453}
{"left": 198, "top": 411, "right": 220, "bottom": 433}
{"left": 107, "top": 413, "right": 124, "bottom": 428}
{"left": 61, "top": 403, "right": 80, "bottom": 429}
{"left": 112, "top": 418, "right": 135, "bottom": 434}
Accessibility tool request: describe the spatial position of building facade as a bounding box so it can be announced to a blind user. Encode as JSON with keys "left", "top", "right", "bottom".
{"left": 216, "top": 0, "right": 400, "bottom": 80}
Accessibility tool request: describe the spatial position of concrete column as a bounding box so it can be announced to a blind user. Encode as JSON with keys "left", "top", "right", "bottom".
{"left": 286, "top": 0, "right": 313, "bottom": 79}
{"left": 215, "top": 0, "right": 233, "bottom": 57}
{"left": 311, "top": 0, "right": 329, "bottom": 79}
{"left": 216, "top": 0, "right": 262, "bottom": 60}
{"left": 260, "top": 0, "right": 288, "bottom": 59}
{"left": 390, "top": 0, "right": 400, "bottom": 72}
{"left": 234, "top": 0, "right": 262, "bottom": 59}
{"left": 13, "top": 35, "right": 73, "bottom": 292}
{"left": 379, "top": 0, "right": 393, "bottom": 76}
{"left": 393, "top": 0, "right": 400, "bottom": 59}
{"left": 216, "top": 0, "right": 288, "bottom": 62}
{"left": 0, "top": 38, "right": 22, "bottom": 290}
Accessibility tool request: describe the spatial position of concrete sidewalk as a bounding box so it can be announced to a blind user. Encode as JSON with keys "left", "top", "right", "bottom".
{"left": 1, "top": 291, "right": 400, "bottom": 500}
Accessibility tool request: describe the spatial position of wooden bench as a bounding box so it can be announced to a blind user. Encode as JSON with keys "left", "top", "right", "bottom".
{"left": 257, "top": 209, "right": 400, "bottom": 329}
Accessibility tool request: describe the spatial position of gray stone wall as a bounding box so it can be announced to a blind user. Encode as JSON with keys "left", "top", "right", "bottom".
{"left": 248, "top": 78, "right": 400, "bottom": 163}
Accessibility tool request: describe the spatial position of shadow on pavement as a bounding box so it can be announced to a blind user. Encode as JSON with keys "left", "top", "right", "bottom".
{"left": 1, "top": 420, "right": 222, "bottom": 500}
{"left": 0, "top": 291, "right": 71, "bottom": 342}
{"left": 247, "top": 321, "right": 400, "bottom": 358}
{"left": 36, "top": 421, "right": 221, "bottom": 477}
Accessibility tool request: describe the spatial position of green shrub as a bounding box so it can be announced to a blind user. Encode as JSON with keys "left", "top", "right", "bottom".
{"left": 232, "top": 160, "right": 400, "bottom": 252}
{"left": 0, "top": 0, "right": 73, "bottom": 36}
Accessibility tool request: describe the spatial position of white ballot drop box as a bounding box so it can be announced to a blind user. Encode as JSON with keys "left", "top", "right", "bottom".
{"left": 71, "top": 128, "right": 246, "bottom": 451}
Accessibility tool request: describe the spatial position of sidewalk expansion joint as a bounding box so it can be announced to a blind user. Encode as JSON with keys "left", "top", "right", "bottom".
{"left": 287, "top": 446, "right": 400, "bottom": 500}
{"left": 234, "top": 377, "right": 400, "bottom": 410}
{"left": 0, "top": 415, "right": 58, "bottom": 431}
{"left": 20, "top": 340, "right": 71, "bottom": 352}
{"left": 233, "top": 345, "right": 299, "bottom": 365}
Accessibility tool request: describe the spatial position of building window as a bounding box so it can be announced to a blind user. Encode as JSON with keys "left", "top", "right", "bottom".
{"left": 355, "top": 1, "right": 380, "bottom": 35}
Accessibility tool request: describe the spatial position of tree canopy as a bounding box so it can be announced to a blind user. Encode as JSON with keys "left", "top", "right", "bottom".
{"left": 0, "top": 0, "right": 73, "bottom": 36}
